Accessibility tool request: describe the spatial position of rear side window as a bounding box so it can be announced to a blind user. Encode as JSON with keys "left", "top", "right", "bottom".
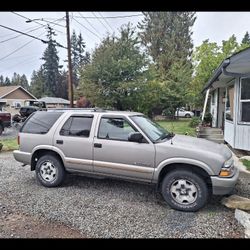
{"left": 60, "top": 116, "right": 93, "bottom": 137}
{"left": 21, "top": 111, "right": 63, "bottom": 134}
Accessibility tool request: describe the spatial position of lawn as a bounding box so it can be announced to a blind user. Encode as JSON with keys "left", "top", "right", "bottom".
{"left": 0, "top": 138, "right": 19, "bottom": 152}
{"left": 241, "top": 159, "right": 250, "bottom": 171}
{"left": 157, "top": 118, "right": 196, "bottom": 137}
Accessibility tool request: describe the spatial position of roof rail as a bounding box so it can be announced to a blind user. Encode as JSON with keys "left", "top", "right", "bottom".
{"left": 46, "top": 107, "right": 107, "bottom": 112}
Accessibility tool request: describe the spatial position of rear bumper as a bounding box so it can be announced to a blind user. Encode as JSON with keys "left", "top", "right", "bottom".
{"left": 13, "top": 150, "right": 31, "bottom": 166}
{"left": 211, "top": 166, "right": 239, "bottom": 195}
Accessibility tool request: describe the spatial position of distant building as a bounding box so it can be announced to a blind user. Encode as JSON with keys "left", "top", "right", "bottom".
{"left": 0, "top": 85, "right": 36, "bottom": 114}
{"left": 38, "top": 97, "right": 70, "bottom": 108}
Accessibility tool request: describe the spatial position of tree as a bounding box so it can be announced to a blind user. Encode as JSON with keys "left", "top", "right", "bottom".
{"left": 71, "top": 31, "right": 90, "bottom": 88}
{"left": 241, "top": 31, "right": 250, "bottom": 46}
{"left": 11, "top": 73, "right": 29, "bottom": 89}
{"left": 41, "top": 25, "right": 62, "bottom": 97}
{"left": 190, "top": 35, "right": 246, "bottom": 107}
{"left": 138, "top": 12, "right": 196, "bottom": 116}
{"left": 77, "top": 24, "right": 147, "bottom": 110}
{"left": 20, "top": 74, "right": 29, "bottom": 90}
{"left": 29, "top": 67, "right": 46, "bottom": 98}
{"left": 4, "top": 77, "right": 11, "bottom": 86}
{"left": 0, "top": 75, "right": 4, "bottom": 86}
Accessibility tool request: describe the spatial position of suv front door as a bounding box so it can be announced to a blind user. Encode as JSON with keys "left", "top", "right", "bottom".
{"left": 93, "top": 115, "right": 155, "bottom": 181}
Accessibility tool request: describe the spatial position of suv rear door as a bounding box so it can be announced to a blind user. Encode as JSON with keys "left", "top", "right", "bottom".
{"left": 93, "top": 115, "right": 155, "bottom": 181}
{"left": 53, "top": 113, "right": 96, "bottom": 172}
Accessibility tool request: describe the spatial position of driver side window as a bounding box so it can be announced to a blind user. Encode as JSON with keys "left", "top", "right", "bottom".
{"left": 98, "top": 117, "right": 136, "bottom": 141}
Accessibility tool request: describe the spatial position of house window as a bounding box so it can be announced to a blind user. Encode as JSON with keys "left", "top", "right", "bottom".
{"left": 240, "top": 78, "right": 250, "bottom": 123}
{"left": 226, "top": 85, "right": 234, "bottom": 121}
{"left": 13, "top": 101, "right": 21, "bottom": 109}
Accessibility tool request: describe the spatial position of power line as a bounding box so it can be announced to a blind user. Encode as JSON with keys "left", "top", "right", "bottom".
{"left": 74, "top": 14, "right": 143, "bottom": 19}
{"left": 0, "top": 24, "right": 48, "bottom": 44}
{"left": 92, "top": 12, "right": 110, "bottom": 34}
{"left": 98, "top": 12, "right": 115, "bottom": 33}
{"left": 26, "top": 18, "right": 65, "bottom": 28}
{"left": 12, "top": 12, "right": 64, "bottom": 34}
{"left": 72, "top": 17, "right": 102, "bottom": 41}
{"left": 77, "top": 12, "right": 103, "bottom": 38}
{"left": 0, "top": 25, "right": 44, "bottom": 43}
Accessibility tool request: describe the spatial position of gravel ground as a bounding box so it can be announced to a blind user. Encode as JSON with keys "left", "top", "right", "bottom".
{"left": 0, "top": 152, "right": 248, "bottom": 238}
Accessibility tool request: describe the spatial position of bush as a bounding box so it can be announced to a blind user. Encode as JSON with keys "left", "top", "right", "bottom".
{"left": 189, "top": 117, "right": 200, "bottom": 127}
{"left": 203, "top": 113, "right": 213, "bottom": 125}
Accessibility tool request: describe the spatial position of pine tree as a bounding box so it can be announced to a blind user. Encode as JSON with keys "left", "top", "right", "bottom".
{"left": 0, "top": 75, "right": 4, "bottom": 86}
{"left": 30, "top": 67, "right": 46, "bottom": 98}
{"left": 20, "top": 74, "right": 29, "bottom": 90}
{"left": 4, "top": 77, "right": 11, "bottom": 86}
{"left": 41, "top": 25, "right": 62, "bottom": 97}
{"left": 241, "top": 31, "right": 250, "bottom": 46}
{"left": 71, "top": 31, "right": 90, "bottom": 88}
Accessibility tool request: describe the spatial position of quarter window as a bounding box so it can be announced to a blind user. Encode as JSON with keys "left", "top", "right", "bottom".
{"left": 98, "top": 117, "right": 136, "bottom": 141}
{"left": 60, "top": 116, "right": 93, "bottom": 137}
{"left": 240, "top": 78, "right": 250, "bottom": 123}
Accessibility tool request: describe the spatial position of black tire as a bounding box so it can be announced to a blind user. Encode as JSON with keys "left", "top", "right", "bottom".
{"left": 0, "top": 124, "right": 3, "bottom": 135}
{"left": 35, "top": 154, "right": 66, "bottom": 187}
{"left": 185, "top": 114, "right": 191, "bottom": 118}
{"left": 161, "top": 170, "right": 208, "bottom": 212}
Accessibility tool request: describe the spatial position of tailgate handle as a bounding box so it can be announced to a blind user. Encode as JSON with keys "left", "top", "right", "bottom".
{"left": 94, "top": 143, "right": 102, "bottom": 148}
{"left": 56, "top": 140, "right": 63, "bottom": 144}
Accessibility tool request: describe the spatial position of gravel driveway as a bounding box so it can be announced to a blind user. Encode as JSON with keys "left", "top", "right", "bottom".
{"left": 0, "top": 152, "right": 248, "bottom": 238}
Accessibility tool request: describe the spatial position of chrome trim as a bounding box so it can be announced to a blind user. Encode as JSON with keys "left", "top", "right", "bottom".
{"left": 94, "top": 160, "right": 153, "bottom": 173}
{"left": 65, "top": 157, "right": 92, "bottom": 166}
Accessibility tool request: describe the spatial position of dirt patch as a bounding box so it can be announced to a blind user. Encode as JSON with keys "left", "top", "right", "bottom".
{"left": 0, "top": 203, "right": 84, "bottom": 238}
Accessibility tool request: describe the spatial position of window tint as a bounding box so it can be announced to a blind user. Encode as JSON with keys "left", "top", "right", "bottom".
{"left": 21, "top": 111, "right": 63, "bottom": 134}
{"left": 60, "top": 116, "right": 93, "bottom": 137}
{"left": 98, "top": 117, "right": 136, "bottom": 141}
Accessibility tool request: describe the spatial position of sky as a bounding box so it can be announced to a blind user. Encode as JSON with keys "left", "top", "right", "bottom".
{"left": 0, "top": 11, "right": 250, "bottom": 82}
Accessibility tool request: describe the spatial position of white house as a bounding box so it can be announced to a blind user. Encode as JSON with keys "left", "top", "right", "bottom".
{"left": 202, "top": 47, "right": 250, "bottom": 151}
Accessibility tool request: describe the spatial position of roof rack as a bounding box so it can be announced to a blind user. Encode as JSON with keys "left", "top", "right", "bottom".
{"left": 46, "top": 107, "right": 107, "bottom": 112}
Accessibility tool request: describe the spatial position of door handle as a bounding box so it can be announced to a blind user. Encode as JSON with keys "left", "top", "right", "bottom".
{"left": 94, "top": 143, "right": 102, "bottom": 148}
{"left": 56, "top": 140, "right": 63, "bottom": 144}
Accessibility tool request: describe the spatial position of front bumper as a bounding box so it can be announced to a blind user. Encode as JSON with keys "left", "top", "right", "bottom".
{"left": 211, "top": 165, "right": 239, "bottom": 195}
{"left": 13, "top": 150, "right": 31, "bottom": 166}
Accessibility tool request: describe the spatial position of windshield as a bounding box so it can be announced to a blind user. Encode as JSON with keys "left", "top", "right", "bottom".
{"left": 130, "top": 115, "right": 170, "bottom": 142}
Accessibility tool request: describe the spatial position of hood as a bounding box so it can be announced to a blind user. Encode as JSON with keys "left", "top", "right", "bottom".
{"left": 155, "top": 134, "right": 232, "bottom": 175}
{"left": 171, "top": 135, "right": 231, "bottom": 158}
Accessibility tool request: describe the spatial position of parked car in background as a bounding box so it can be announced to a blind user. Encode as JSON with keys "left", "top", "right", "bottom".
{"left": 14, "top": 109, "right": 239, "bottom": 212}
{"left": 175, "top": 108, "right": 194, "bottom": 118}
{"left": 0, "top": 110, "right": 11, "bottom": 135}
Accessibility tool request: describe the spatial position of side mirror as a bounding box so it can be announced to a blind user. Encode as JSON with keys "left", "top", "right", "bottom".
{"left": 128, "top": 132, "right": 143, "bottom": 143}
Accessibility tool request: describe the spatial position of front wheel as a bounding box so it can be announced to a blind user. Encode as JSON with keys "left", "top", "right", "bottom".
{"left": 185, "top": 114, "right": 191, "bottom": 118}
{"left": 161, "top": 170, "right": 209, "bottom": 212}
{"left": 35, "top": 154, "right": 66, "bottom": 187}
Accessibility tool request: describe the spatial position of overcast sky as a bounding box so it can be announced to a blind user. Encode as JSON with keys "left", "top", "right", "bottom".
{"left": 0, "top": 11, "right": 250, "bottom": 82}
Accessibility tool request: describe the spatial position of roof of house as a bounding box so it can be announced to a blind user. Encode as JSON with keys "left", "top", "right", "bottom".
{"left": 38, "top": 97, "right": 70, "bottom": 105}
{"left": 0, "top": 85, "right": 36, "bottom": 99}
{"left": 202, "top": 46, "right": 250, "bottom": 93}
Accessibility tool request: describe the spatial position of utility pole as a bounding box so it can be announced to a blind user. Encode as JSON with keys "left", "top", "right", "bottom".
{"left": 66, "top": 12, "right": 74, "bottom": 108}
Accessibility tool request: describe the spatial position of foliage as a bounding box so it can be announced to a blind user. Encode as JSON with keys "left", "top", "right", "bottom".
{"left": 71, "top": 31, "right": 90, "bottom": 88}
{"left": 138, "top": 12, "right": 196, "bottom": 116}
{"left": 241, "top": 31, "right": 250, "bottom": 46}
{"left": 77, "top": 24, "right": 147, "bottom": 110}
{"left": 0, "top": 73, "right": 29, "bottom": 89}
{"left": 0, "top": 138, "right": 18, "bottom": 152}
{"left": 189, "top": 116, "right": 200, "bottom": 127}
{"left": 190, "top": 34, "right": 250, "bottom": 108}
{"left": 240, "top": 159, "right": 250, "bottom": 171}
{"left": 41, "top": 25, "right": 64, "bottom": 97}
{"left": 203, "top": 113, "right": 213, "bottom": 125}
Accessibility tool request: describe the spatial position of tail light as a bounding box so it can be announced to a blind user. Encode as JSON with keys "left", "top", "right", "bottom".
{"left": 17, "top": 134, "right": 20, "bottom": 145}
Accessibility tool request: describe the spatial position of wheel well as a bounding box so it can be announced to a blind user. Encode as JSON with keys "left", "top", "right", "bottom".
{"left": 31, "top": 149, "right": 64, "bottom": 171}
{"left": 157, "top": 163, "right": 212, "bottom": 189}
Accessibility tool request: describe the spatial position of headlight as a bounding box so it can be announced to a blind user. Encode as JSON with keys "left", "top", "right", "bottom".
{"left": 219, "top": 157, "right": 234, "bottom": 177}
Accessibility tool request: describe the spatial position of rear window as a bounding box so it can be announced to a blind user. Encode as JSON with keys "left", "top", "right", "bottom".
{"left": 21, "top": 111, "right": 63, "bottom": 134}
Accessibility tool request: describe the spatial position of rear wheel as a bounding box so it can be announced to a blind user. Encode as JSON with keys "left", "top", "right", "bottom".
{"left": 185, "top": 114, "right": 191, "bottom": 118}
{"left": 161, "top": 170, "right": 209, "bottom": 212}
{"left": 35, "top": 154, "right": 66, "bottom": 187}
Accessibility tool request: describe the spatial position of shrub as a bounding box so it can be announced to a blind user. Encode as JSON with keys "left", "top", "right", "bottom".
{"left": 189, "top": 117, "right": 200, "bottom": 127}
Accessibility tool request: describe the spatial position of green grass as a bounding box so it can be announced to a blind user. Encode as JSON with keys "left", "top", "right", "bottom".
{"left": 0, "top": 138, "right": 19, "bottom": 152}
{"left": 157, "top": 118, "right": 196, "bottom": 137}
{"left": 240, "top": 159, "right": 250, "bottom": 171}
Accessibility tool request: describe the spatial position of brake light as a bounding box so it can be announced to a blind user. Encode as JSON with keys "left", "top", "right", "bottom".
{"left": 17, "top": 134, "right": 20, "bottom": 145}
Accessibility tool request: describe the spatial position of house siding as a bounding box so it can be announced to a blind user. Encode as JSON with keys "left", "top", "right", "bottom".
{"left": 3, "top": 88, "right": 34, "bottom": 99}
